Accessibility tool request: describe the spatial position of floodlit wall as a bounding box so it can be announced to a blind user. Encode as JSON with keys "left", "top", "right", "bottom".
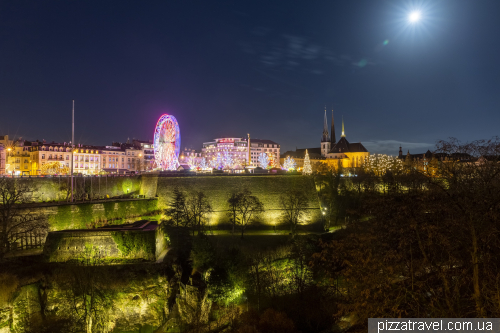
{"left": 45, "top": 199, "right": 158, "bottom": 230}
{"left": 43, "top": 229, "right": 157, "bottom": 262}
{"left": 145, "top": 175, "right": 322, "bottom": 228}
{"left": 9, "top": 175, "right": 142, "bottom": 202}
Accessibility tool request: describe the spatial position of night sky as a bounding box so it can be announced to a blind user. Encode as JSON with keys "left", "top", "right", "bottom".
{"left": 1, "top": 1, "right": 499, "bottom": 155}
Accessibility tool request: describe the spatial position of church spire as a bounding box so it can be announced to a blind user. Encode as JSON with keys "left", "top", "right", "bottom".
{"left": 321, "top": 107, "right": 329, "bottom": 142}
{"left": 341, "top": 116, "right": 346, "bottom": 137}
{"left": 330, "top": 108, "right": 336, "bottom": 144}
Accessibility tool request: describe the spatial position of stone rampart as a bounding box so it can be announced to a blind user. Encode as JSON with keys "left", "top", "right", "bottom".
{"left": 44, "top": 228, "right": 157, "bottom": 262}
{"left": 8, "top": 175, "right": 142, "bottom": 202}
{"left": 44, "top": 199, "right": 159, "bottom": 230}
{"left": 145, "top": 175, "right": 322, "bottom": 228}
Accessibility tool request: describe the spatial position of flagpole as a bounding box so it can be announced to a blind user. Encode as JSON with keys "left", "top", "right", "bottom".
{"left": 71, "top": 100, "right": 74, "bottom": 202}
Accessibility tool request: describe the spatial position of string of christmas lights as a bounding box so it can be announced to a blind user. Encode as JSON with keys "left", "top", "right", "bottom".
{"left": 303, "top": 150, "right": 312, "bottom": 175}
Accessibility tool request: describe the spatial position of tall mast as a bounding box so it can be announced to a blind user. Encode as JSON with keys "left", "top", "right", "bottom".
{"left": 71, "top": 100, "right": 74, "bottom": 202}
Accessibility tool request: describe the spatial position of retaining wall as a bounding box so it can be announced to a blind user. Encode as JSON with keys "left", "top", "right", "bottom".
{"left": 144, "top": 175, "right": 322, "bottom": 228}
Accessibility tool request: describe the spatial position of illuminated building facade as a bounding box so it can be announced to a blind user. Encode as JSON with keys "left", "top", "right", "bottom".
{"left": 0, "top": 145, "right": 5, "bottom": 175}
{"left": 73, "top": 146, "right": 101, "bottom": 175}
{"left": 179, "top": 148, "right": 203, "bottom": 168}
{"left": 6, "top": 142, "right": 33, "bottom": 175}
{"left": 202, "top": 138, "right": 249, "bottom": 168}
{"left": 100, "top": 146, "right": 126, "bottom": 174}
{"left": 202, "top": 137, "right": 280, "bottom": 169}
{"left": 0, "top": 134, "right": 154, "bottom": 175}
{"left": 249, "top": 139, "right": 280, "bottom": 168}
{"left": 132, "top": 139, "right": 155, "bottom": 171}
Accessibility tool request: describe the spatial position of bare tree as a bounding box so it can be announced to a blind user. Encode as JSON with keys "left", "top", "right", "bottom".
{"left": 227, "top": 191, "right": 241, "bottom": 234}
{"left": 279, "top": 189, "right": 308, "bottom": 237}
{"left": 234, "top": 188, "right": 264, "bottom": 238}
{"left": 184, "top": 191, "right": 212, "bottom": 235}
{"left": 0, "top": 178, "right": 48, "bottom": 258}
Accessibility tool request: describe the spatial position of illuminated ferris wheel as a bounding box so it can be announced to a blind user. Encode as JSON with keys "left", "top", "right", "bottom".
{"left": 153, "top": 114, "right": 181, "bottom": 170}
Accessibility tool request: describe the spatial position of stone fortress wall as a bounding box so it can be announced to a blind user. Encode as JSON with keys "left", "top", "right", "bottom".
{"left": 12, "top": 175, "right": 142, "bottom": 202}
{"left": 43, "top": 220, "right": 167, "bottom": 262}
{"left": 143, "top": 174, "right": 323, "bottom": 229}
{"left": 13, "top": 174, "right": 322, "bottom": 238}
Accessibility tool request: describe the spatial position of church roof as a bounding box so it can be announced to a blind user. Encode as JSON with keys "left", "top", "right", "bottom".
{"left": 330, "top": 137, "right": 368, "bottom": 153}
{"left": 280, "top": 148, "right": 324, "bottom": 160}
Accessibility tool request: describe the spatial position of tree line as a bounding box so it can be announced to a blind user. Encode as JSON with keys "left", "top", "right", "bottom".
{"left": 311, "top": 138, "right": 500, "bottom": 331}
{"left": 163, "top": 186, "right": 311, "bottom": 238}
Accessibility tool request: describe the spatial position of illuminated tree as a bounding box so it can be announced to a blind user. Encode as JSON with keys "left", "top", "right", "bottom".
{"left": 199, "top": 157, "right": 209, "bottom": 170}
{"left": 302, "top": 149, "right": 312, "bottom": 175}
{"left": 258, "top": 153, "right": 269, "bottom": 169}
{"left": 269, "top": 154, "right": 278, "bottom": 168}
{"left": 184, "top": 191, "right": 213, "bottom": 235}
{"left": 279, "top": 189, "right": 308, "bottom": 237}
{"left": 209, "top": 155, "right": 221, "bottom": 169}
{"left": 41, "top": 161, "right": 69, "bottom": 175}
{"left": 222, "top": 151, "right": 234, "bottom": 169}
{"left": 232, "top": 188, "right": 264, "bottom": 238}
{"left": 282, "top": 156, "right": 296, "bottom": 171}
{"left": 187, "top": 156, "right": 197, "bottom": 169}
{"left": 364, "top": 154, "right": 402, "bottom": 176}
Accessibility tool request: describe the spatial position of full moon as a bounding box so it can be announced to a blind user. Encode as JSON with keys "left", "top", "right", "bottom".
{"left": 409, "top": 11, "right": 421, "bottom": 23}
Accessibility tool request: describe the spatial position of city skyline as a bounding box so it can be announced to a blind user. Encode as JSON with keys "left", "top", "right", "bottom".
{"left": 1, "top": 1, "right": 499, "bottom": 155}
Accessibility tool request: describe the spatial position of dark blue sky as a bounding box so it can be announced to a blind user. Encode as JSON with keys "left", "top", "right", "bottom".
{"left": 1, "top": 1, "right": 499, "bottom": 154}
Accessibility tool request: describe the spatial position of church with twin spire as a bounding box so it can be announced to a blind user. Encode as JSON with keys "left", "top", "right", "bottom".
{"left": 320, "top": 108, "right": 369, "bottom": 169}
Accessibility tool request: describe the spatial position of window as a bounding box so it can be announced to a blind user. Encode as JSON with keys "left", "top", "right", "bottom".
{"left": 59, "top": 155, "right": 62, "bottom": 159}
{"left": 66, "top": 155, "right": 69, "bottom": 160}
{"left": 42, "top": 154, "right": 45, "bottom": 159}
{"left": 24, "top": 159, "right": 28, "bottom": 163}
{"left": 49, "top": 154, "right": 52, "bottom": 159}
{"left": 122, "top": 158, "right": 124, "bottom": 162}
